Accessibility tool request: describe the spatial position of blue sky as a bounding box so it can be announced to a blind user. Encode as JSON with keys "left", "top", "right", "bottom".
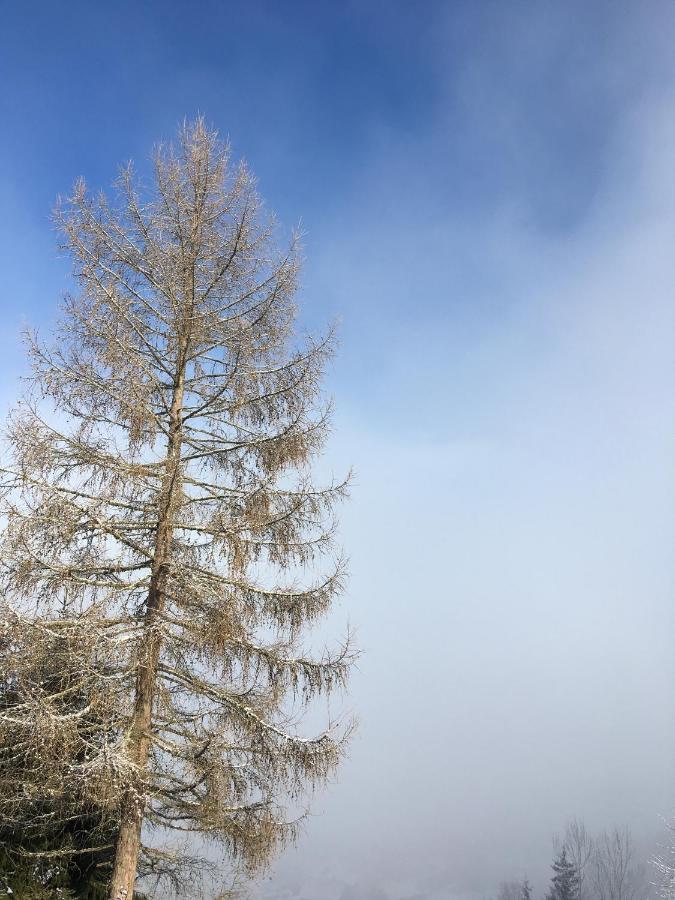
{"left": 3, "top": 0, "right": 675, "bottom": 416}
{"left": 4, "top": 2, "right": 675, "bottom": 897}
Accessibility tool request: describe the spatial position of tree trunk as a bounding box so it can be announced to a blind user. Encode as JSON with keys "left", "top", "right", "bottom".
{"left": 108, "top": 363, "right": 186, "bottom": 899}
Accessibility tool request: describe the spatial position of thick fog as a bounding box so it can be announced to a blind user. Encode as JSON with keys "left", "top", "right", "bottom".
{"left": 3, "top": 2, "right": 675, "bottom": 898}
{"left": 261, "top": 6, "right": 675, "bottom": 897}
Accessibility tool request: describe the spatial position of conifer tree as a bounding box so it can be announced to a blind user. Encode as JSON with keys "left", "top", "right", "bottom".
{"left": 0, "top": 120, "right": 353, "bottom": 899}
{"left": 0, "top": 624, "right": 144, "bottom": 898}
{"left": 548, "top": 848, "right": 581, "bottom": 900}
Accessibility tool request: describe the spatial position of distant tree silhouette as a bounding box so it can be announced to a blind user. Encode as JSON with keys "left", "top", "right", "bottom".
{"left": 548, "top": 847, "right": 580, "bottom": 900}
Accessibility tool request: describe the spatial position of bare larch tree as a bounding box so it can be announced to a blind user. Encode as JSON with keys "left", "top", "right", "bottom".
{"left": 0, "top": 119, "right": 353, "bottom": 899}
